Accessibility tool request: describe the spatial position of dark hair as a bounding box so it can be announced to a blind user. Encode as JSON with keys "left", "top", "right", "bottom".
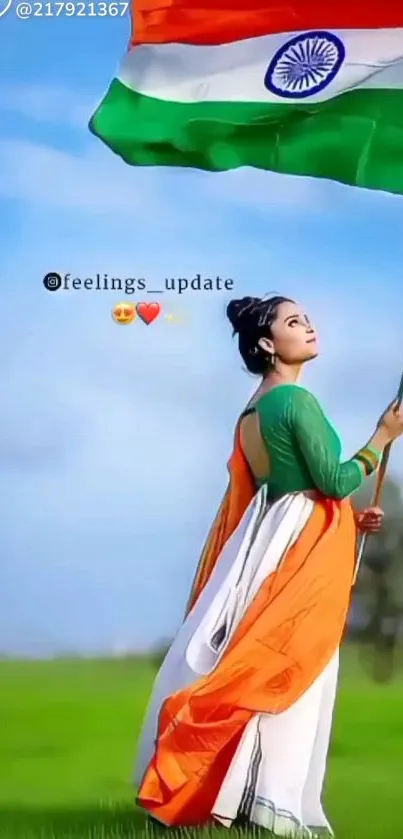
{"left": 226, "top": 295, "right": 293, "bottom": 375}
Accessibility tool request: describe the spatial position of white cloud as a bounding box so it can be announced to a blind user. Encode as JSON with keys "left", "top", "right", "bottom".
{"left": 0, "top": 82, "right": 97, "bottom": 128}
{"left": 199, "top": 166, "right": 325, "bottom": 210}
{"left": 0, "top": 137, "right": 174, "bottom": 216}
{"left": 0, "top": 132, "right": 322, "bottom": 218}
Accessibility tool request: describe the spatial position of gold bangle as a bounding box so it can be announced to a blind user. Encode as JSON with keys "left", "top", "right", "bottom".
{"left": 354, "top": 447, "right": 380, "bottom": 476}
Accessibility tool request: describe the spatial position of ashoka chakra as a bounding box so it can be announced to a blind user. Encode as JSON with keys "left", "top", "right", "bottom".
{"left": 264, "top": 30, "right": 345, "bottom": 99}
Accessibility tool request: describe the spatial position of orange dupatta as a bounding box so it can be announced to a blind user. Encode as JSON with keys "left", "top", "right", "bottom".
{"left": 185, "top": 421, "right": 255, "bottom": 616}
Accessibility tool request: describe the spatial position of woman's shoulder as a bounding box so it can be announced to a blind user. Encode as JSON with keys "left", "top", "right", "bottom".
{"left": 254, "top": 383, "right": 319, "bottom": 412}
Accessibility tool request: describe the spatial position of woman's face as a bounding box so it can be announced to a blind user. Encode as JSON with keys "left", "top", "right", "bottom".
{"left": 260, "top": 300, "right": 318, "bottom": 363}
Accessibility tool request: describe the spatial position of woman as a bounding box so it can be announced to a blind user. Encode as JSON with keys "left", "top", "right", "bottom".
{"left": 135, "top": 295, "right": 403, "bottom": 837}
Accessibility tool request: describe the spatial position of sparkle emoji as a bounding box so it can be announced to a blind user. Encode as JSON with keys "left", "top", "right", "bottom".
{"left": 112, "top": 302, "right": 136, "bottom": 325}
{"left": 164, "top": 311, "right": 188, "bottom": 325}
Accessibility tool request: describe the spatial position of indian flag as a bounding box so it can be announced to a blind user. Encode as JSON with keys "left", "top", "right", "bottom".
{"left": 90, "top": 1, "right": 403, "bottom": 194}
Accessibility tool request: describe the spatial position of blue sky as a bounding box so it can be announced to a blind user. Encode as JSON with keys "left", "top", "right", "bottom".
{"left": 1, "top": 10, "right": 403, "bottom": 656}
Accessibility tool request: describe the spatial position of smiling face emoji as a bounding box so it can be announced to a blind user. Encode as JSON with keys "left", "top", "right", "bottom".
{"left": 112, "top": 302, "right": 136, "bottom": 325}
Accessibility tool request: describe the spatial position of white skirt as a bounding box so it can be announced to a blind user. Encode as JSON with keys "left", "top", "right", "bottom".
{"left": 135, "top": 487, "right": 338, "bottom": 837}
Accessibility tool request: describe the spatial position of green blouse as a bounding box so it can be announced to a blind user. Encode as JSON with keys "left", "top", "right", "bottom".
{"left": 245, "top": 384, "right": 370, "bottom": 500}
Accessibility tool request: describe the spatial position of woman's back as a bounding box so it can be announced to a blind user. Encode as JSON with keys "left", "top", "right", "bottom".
{"left": 240, "top": 383, "right": 350, "bottom": 499}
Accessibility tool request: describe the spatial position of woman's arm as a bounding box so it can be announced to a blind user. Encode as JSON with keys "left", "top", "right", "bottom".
{"left": 288, "top": 388, "right": 387, "bottom": 500}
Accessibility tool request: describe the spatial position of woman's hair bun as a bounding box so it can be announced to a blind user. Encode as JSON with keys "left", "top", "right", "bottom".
{"left": 227, "top": 292, "right": 294, "bottom": 376}
{"left": 226, "top": 297, "right": 261, "bottom": 333}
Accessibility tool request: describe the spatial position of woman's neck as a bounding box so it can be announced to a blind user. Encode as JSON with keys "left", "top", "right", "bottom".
{"left": 263, "top": 361, "right": 302, "bottom": 388}
{"left": 248, "top": 363, "right": 302, "bottom": 408}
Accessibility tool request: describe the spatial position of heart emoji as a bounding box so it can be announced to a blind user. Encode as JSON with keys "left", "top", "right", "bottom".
{"left": 136, "top": 302, "right": 161, "bottom": 325}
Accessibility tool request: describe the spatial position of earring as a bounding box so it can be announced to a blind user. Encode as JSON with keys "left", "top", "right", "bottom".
{"left": 270, "top": 352, "right": 276, "bottom": 366}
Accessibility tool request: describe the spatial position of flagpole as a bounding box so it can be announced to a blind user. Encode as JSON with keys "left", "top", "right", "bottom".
{"left": 353, "top": 373, "right": 403, "bottom": 583}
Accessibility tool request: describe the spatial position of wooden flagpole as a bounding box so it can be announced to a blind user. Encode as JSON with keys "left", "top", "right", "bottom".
{"left": 353, "top": 372, "right": 403, "bottom": 583}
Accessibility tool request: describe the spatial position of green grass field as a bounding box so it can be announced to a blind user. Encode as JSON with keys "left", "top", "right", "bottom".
{"left": 0, "top": 646, "right": 402, "bottom": 839}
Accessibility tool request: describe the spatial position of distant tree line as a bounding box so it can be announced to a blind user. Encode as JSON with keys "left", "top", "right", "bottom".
{"left": 350, "top": 474, "right": 403, "bottom": 680}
